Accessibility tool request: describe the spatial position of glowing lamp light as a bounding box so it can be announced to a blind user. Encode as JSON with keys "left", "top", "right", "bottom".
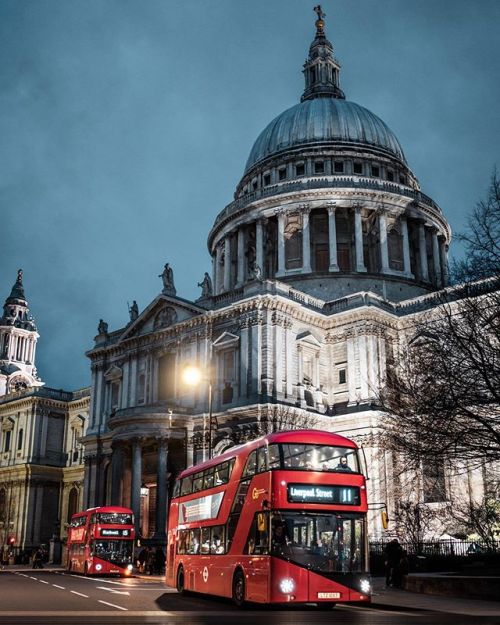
{"left": 360, "top": 579, "right": 371, "bottom": 594}
{"left": 95, "top": 564, "right": 102, "bottom": 571}
{"left": 182, "top": 365, "right": 202, "bottom": 386}
{"left": 279, "top": 578, "right": 295, "bottom": 594}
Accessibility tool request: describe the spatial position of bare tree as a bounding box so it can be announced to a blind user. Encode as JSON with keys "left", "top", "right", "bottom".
{"left": 449, "top": 496, "right": 500, "bottom": 552}
{"left": 380, "top": 173, "right": 500, "bottom": 469}
{"left": 259, "top": 405, "right": 318, "bottom": 435}
{"left": 393, "top": 500, "right": 440, "bottom": 554}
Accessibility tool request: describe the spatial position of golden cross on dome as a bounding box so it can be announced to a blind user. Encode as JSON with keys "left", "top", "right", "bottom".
{"left": 314, "top": 5, "right": 325, "bottom": 21}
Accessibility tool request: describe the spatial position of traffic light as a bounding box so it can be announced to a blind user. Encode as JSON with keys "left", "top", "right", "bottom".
{"left": 7, "top": 535, "right": 15, "bottom": 545}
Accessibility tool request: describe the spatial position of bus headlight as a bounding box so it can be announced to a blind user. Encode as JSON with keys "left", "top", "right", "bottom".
{"left": 360, "top": 579, "right": 371, "bottom": 594}
{"left": 279, "top": 578, "right": 295, "bottom": 594}
{"left": 95, "top": 564, "right": 102, "bottom": 571}
{"left": 127, "top": 564, "right": 133, "bottom": 571}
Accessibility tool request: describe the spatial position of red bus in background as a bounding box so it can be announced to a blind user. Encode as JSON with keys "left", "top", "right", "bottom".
{"left": 166, "top": 430, "right": 370, "bottom": 608}
{"left": 67, "top": 506, "right": 135, "bottom": 576}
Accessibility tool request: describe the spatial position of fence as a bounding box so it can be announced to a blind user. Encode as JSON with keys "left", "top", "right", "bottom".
{"left": 369, "top": 540, "right": 500, "bottom": 575}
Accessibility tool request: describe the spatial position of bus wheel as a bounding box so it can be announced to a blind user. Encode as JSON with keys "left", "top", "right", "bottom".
{"left": 232, "top": 570, "right": 246, "bottom": 607}
{"left": 176, "top": 566, "right": 185, "bottom": 594}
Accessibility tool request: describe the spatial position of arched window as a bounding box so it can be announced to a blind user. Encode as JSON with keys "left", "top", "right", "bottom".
{"left": 0, "top": 488, "right": 6, "bottom": 522}
{"left": 67, "top": 487, "right": 78, "bottom": 524}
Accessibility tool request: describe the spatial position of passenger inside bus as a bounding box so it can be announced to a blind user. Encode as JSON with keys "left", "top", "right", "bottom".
{"left": 335, "top": 456, "right": 353, "bottom": 472}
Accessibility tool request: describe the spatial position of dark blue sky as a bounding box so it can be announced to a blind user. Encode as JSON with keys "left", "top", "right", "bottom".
{"left": 1, "top": 0, "right": 499, "bottom": 390}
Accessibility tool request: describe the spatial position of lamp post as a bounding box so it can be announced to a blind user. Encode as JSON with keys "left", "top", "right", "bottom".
{"left": 183, "top": 365, "right": 215, "bottom": 460}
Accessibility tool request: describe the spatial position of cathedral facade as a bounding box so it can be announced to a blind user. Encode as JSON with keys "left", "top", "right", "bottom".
{"left": 0, "top": 272, "right": 89, "bottom": 559}
{"left": 82, "top": 11, "right": 486, "bottom": 541}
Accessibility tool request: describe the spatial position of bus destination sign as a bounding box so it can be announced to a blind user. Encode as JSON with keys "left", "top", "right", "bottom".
{"left": 100, "top": 528, "right": 130, "bottom": 537}
{"left": 288, "top": 484, "right": 360, "bottom": 505}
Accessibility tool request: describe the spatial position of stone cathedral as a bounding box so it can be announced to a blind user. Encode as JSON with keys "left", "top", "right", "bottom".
{"left": 82, "top": 10, "right": 485, "bottom": 541}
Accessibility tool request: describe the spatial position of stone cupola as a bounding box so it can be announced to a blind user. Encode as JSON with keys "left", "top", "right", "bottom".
{"left": 0, "top": 270, "right": 43, "bottom": 395}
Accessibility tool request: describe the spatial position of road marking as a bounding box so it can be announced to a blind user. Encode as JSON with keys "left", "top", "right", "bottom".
{"left": 98, "top": 600, "right": 128, "bottom": 611}
{"left": 52, "top": 584, "right": 65, "bottom": 589}
{"left": 17, "top": 573, "right": 29, "bottom": 577}
{"left": 29, "top": 576, "right": 37, "bottom": 580}
{"left": 97, "top": 586, "right": 130, "bottom": 595}
{"left": 39, "top": 579, "right": 49, "bottom": 584}
{"left": 70, "top": 590, "right": 89, "bottom": 598}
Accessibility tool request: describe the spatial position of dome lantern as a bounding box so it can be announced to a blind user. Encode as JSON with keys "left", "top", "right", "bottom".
{"left": 302, "top": 5, "right": 345, "bottom": 102}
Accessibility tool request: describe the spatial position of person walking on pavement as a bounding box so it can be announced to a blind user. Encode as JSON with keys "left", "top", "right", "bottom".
{"left": 384, "top": 538, "right": 403, "bottom": 587}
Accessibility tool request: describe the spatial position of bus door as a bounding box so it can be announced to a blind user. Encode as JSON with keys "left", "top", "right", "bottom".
{"left": 244, "top": 511, "right": 270, "bottom": 602}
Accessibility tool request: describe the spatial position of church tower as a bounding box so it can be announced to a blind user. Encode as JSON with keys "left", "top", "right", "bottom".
{"left": 0, "top": 270, "right": 43, "bottom": 395}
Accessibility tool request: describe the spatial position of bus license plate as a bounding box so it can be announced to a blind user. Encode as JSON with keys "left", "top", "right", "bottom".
{"left": 110, "top": 569, "right": 119, "bottom": 573}
{"left": 318, "top": 592, "right": 340, "bottom": 599}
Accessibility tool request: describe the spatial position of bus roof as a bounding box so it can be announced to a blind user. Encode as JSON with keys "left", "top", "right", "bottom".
{"left": 178, "top": 429, "right": 358, "bottom": 479}
{"left": 71, "top": 506, "right": 132, "bottom": 518}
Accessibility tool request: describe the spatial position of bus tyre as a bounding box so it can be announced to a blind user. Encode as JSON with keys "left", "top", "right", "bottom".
{"left": 176, "top": 566, "right": 185, "bottom": 594}
{"left": 232, "top": 570, "right": 246, "bottom": 607}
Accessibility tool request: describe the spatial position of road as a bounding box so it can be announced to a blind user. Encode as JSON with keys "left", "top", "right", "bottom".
{"left": 0, "top": 570, "right": 498, "bottom": 625}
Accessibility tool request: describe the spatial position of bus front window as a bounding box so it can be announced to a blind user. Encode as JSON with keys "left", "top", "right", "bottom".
{"left": 279, "top": 444, "right": 359, "bottom": 473}
{"left": 92, "top": 540, "right": 133, "bottom": 565}
{"left": 271, "top": 512, "right": 365, "bottom": 574}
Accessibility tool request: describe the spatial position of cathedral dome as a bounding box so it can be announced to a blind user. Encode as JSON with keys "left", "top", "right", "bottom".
{"left": 245, "top": 98, "right": 406, "bottom": 173}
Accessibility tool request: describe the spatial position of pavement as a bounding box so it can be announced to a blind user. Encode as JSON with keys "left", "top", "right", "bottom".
{"left": 2, "top": 565, "right": 499, "bottom": 616}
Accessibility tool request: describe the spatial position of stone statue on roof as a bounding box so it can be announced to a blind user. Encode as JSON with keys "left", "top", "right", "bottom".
{"left": 98, "top": 319, "right": 108, "bottom": 335}
{"left": 198, "top": 272, "right": 213, "bottom": 297}
{"left": 129, "top": 300, "right": 139, "bottom": 322}
{"left": 159, "top": 263, "right": 176, "bottom": 296}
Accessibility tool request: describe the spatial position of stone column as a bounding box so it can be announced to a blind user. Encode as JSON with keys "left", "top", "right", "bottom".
{"left": 236, "top": 228, "right": 245, "bottom": 287}
{"left": 431, "top": 229, "right": 442, "bottom": 287}
{"left": 439, "top": 238, "right": 449, "bottom": 286}
{"left": 401, "top": 215, "right": 412, "bottom": 276}
{"left": 255, "top": 220, "right": 264, "bottom": 275}
{"left": 130, "top": 439, "right": 142, "bottom": 536}
{"left": 277, "top": 211, "right": 286, "bottom": 276}
{"left": 223, "top": 235, "right": 231, "bottom": 291}
{"left": 110, "top": 441, "right": 124, "bottom": 506}
{"left": 301, "top": 208, "right": 311, "bottom": 273}
{"left": 354, "top": 206, "right": 367, "bottom": 272}
{"left": 154, "top": 438, "right": 168, "bottom": 539}
{"left": 418, "top": 222, "right": 429, "bottom": 281}
{"left": 378, "top": 209, "right": 390, "bottom": 272}
{"left": 215, "top": 244, "right": 223, "bottom": 294}
{"left": 327, "top": 205, "right": 339, "bottom": 271}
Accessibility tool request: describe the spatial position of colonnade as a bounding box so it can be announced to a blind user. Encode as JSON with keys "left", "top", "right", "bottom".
{"left": 110, "top": 437, "right": 169, "bottom": 538}
{"left": 212, "top": 205, "right": 449, "bottom": 294}
{"left": 0, "top": 331, "right": 36, "bottom": 364}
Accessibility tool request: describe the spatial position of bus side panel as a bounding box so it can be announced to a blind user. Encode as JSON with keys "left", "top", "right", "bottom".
{"left": 245, "top": 556, "right": 270, "bottom": 603}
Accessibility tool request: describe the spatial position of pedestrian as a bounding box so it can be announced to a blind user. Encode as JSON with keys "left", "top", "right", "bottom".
{"left": 384, "top": 539, "right": 402, "bottom": 587}
{"left": 137, "top": 547, "right": 147, "bottom": 573}
{"left": 146, "top": 547, "right": 155, "bottom": 575}
{"left": 32, "top": 547, "right": 44, "bottom": 569}
{"left": 154, "top": 547, "right": 165, "bottom": 575}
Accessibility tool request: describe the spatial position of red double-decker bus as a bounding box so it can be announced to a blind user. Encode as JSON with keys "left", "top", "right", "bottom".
{"left": 67, "top": 506, "right": 135, "bottom": 576}
{"left": 166, "top": 430, "right": 370, "bottom": 607}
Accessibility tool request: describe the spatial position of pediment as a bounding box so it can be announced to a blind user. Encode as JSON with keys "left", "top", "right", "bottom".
{"left": 296, "top": 331, "right": 322, "bottom": 349}
{"left": 104, "top": 365, "right": 122, "bottom": 381}
{"left": 213, "top": 332, "right": 240, "bottom": 350}
{"left": 119, "top": 294, "right": 206, "bottom": 341}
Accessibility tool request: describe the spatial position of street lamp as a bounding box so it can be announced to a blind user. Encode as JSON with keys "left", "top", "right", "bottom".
{"left": 182, "top": 364, "right": 215, "bottom": 460}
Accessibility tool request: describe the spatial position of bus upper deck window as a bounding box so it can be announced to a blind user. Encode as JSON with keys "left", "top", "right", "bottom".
{"left": 243, "top": 451, "right": 257, "bottom": 477}
{"left": 268, "top": 444, "right": 280, "bottom": 469}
